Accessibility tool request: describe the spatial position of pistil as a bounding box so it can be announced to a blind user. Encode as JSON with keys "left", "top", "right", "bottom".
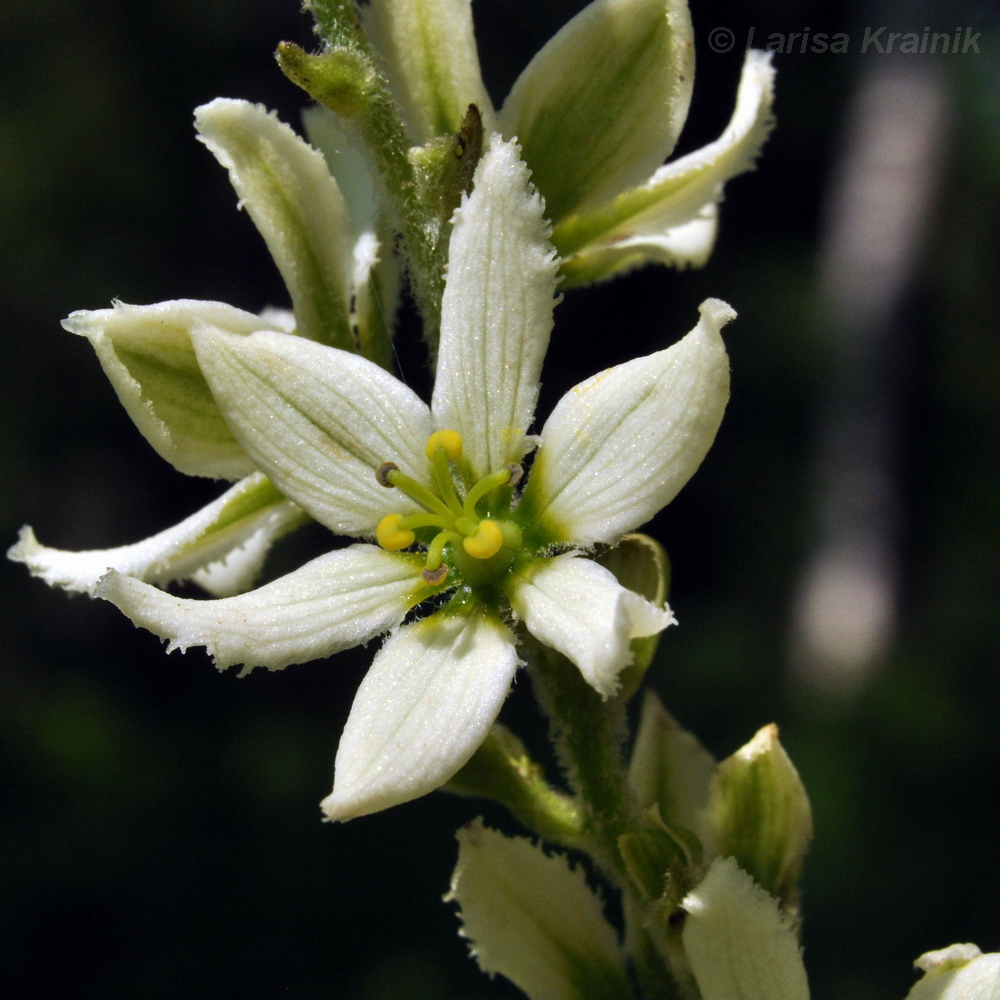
{"left": 374, "top": 431, "right": 524, "bottom": 581}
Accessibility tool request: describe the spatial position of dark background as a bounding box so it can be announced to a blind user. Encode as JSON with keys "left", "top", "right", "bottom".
{"left": 3, "top": 1, "right": 999, "bottom": 997}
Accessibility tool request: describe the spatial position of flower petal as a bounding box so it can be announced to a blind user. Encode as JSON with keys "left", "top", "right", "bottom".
{"left": 191, "top": 327, "right": 434, "bottom": 535}
{"left": 62, "top": 300, "right": 291, "bottom": 479}
{"left": 195, "top": 98, "right": 355, "bottom": 350}
{"left": 95, "top": 544, "right": 427, "bottom": 673}
{"left": 681, "top": 857, "right": 810, "bottom": 1000}
{"left": 552, "top": 50, "right": 775, "bottom": 263}
{"left": 300, "top": 107, "right": 401, "bottom": 371}
{"left": 301, "top": 105, "right": 380, "bottom": 233}
{"left": 628, "top": 689, "right": 716, "bottom": 840}
{"left": 907, "top": 947, "right": 1000, "bottom": 1000}
{"left": 560, "top": 207, "right": 718, "bottom": 289}
{"left": 508, "top": 554, "right": 674, "bottom": 697}
{"left": 322, "top": 610, "right": 519, "bottom": 820}
{"left": 361, "top": 0, "right": 496, "bottom": 143}
{"left": 8, "top": 473, "right": 301, "bottom": 596}
{"left": 432, "top": 135, "right": 559, "bottom": 478}
{"left": 499, "top": 0, "right": 694, "bottom": 222}
{"left": 447, "top": 819, "right": 631, "bottom": 1000}
{"left": 518, "top": 299, "right": 733, "bottom": 546}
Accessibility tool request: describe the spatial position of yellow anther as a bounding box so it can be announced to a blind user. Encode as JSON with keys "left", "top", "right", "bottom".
{"left": 462, "top": 519, "right": 504, "bottom": 560}
{"left": 376, "top": 514, "right": 416, "bottom": 552}
{"left": 425, "top": 429, "right": 463, "bottom": 462}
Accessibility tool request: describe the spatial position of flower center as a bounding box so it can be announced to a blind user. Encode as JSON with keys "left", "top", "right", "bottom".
{"left": 374, "top": 430, "right": 524, "bottom": 584}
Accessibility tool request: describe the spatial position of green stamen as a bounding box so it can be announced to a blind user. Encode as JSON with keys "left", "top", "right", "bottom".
{"left": 433, "top": 446, "right": 465, "bottom": 517}
{"left": 386, "top": 469, "right": 454, "bottom": 521}
{"left": 463, "top": 467, "right": 513, "bottom": 519}
{"left": 425, "top": 530, "right": 460, "bottom": 571}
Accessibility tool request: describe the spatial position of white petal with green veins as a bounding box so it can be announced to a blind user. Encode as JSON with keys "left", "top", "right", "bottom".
{"left": 520, "top": 299, "right": 733, "bottom": 546}
{"left": 447, "top": 819, "right": 631, "bottom": 1000}
{"left": 192, "top": 327, "right": 433, "bottom": 536}
{"left": 323, "top": 610, "right": 519, "bottom": 820}
{"left": 362, "top": 0, "right": 495, "bottom": 143}
{"left": 63, "top": 300, "right": 289, "bottom": 479}
{"left": 499, "top": 0, "right": 694, "bottom": 223}
{"left": 508, "top": 554, "right": 674, "bottom": 697}
{"left": 682, "top": 857, "right": 810, "bottom": 1000}
{"left": 8, "top": 472, "right": 298, "bottom": 596}
{"left": 96, "top": 544, "right": 425, "bottom": 673}
{"left": 432, "top": 136, "right": 559, "bottom": 478}
{"left": 560, "top": 206, "right": 718, "bottom": 288}
{"left": 553, "top": 50, "right": 775, "bottom": 260}
{"left": 195, "top": 98, "right": 355, "bottom": 350}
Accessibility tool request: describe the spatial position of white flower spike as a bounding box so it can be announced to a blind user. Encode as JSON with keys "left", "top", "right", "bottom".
{"left": 12, "top": 134, "right": 733, "bottom": 822}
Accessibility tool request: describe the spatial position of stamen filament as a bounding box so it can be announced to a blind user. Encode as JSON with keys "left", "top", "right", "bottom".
{"left": 398, "top": 512, "right": 451, "bottom": 532}
{"left": 433, "top": 446, "right": 464, "bottom": 517}
{"left": 463, "top": 468, "right": 513, "bottom": 519}
{"left": 425, "top": 530, "right": 460, "bottom": 571}
{"left": 385, "top": 469, "right": 454, "bottom": 521}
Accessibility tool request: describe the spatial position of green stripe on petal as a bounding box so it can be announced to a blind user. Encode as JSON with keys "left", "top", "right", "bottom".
{"left": 192, "top": 327, "right": 434, "bottom": 536}
{"left": 518, "top": 299, "right": 734, "bottom": 547}
{"left": 432, "top": 135, "right": 559, "bottom": 479}
{"left": 195, "top": 99, "right": 355, "bottom": 351}
{"left": 447, "top": 819, "right": 631, "bottom": 1000}
{"left": 96, "top": 544, "right": 426, "bottom": 673}
{"left": 9, "top": 472, "right": 301, "bottom": 596}
{"left": 553, "top": 50, "right": 775, "bottom": 261}
{"left": 63, "top": 300, "right": 291, "bottom": 479}
{"left": 362, "top": 0, "right": 495, "bottom": 143}
{"left": 323, "top": 609, "right": 519, "bottom": 820}
{"left": 682, "top": 857, "right": 810, "bottom": 1000}
{"left": 499, "top": 0, "right": 694, "bottom": 223}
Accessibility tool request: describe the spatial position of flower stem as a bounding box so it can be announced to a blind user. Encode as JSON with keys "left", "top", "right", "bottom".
{"left": 524, "top": 637, "right": 697, "bottom": 1000}
{"left": 281, "top": 0, "right": 467, "bottom": 352}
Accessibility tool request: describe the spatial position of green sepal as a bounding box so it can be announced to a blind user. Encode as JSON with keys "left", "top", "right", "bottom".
{"left": 446, "top": 725, "right": 583, "bottom": 847}
{"left": 597, "top": 533, "right": 671, "bottom": 700}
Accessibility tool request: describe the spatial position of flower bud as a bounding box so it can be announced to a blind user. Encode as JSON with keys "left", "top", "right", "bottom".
{"left": 707, "top": 724, "right": 812, "bottom": 909}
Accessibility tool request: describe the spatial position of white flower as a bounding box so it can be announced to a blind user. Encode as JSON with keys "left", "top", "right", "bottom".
{"left": 11, "top": 134, "right": 733, "bottom": 822}
{"left": 361, "top": 0, "right": 776, "bottom": 285}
